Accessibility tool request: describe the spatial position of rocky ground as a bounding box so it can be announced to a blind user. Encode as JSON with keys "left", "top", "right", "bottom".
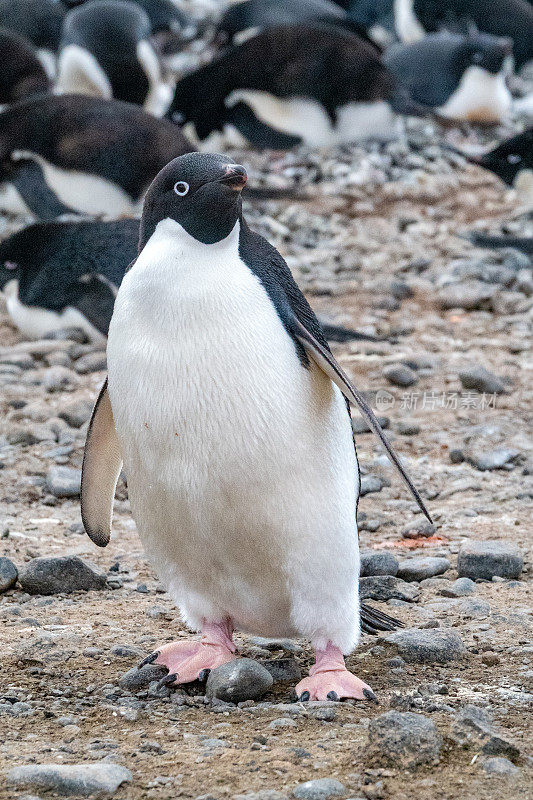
{"left": 0, "top": 129, "right": 532, "bottom": 800}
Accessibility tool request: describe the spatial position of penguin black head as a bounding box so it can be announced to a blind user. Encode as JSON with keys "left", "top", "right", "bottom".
{"left": 476, "top": 128, "right": 533, "bottom": 187}
{"left": 464, "top": 31, "right": 513, "bottom": 74}
{"left": 139, "top": 153, "right": 248, "bottom": 249}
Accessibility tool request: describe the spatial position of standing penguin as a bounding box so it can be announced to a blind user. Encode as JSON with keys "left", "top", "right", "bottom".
{"left": 81, "top": 152, "right": 430, "bottom": 700}
{"left": 0, "top": 29, "right": 51, "bottom": 106}
{"left": 0, "top": 0, "right": 65, "bottom": 75}
{"left": 57, "top": 0, "right": 173, "bottom": 115}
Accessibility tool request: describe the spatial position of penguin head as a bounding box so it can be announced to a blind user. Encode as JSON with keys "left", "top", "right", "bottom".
{"left": 139, "top": 152, "right": 248, "bottom": 248}
{"left": 477, "top": 129, "right": 533, "bottom": 186}
{"left": 464, "top": 31, "right": 513, "bottom": 74}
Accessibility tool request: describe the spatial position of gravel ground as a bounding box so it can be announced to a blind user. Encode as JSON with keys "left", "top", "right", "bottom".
{"left": 0, "top": 126, "right": 532, "bottom": 799}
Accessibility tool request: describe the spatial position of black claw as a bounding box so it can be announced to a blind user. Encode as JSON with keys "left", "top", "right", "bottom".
{"left": 327, "top": 691, "right": 339, "bottom": 701}
{"left": 156, "top": 672, "right": 178, "bottom": 690}
{"left": 363, "top": 688, "right": 378, "bottom": 702}
{"left": 138, "top": 651, "right": 160, "bottom": 669}
{"left": 299, "top": 691, "right": 310, "bottom": 702}
{"left": 198, "top": 669, "right": 210, "bottom": 682}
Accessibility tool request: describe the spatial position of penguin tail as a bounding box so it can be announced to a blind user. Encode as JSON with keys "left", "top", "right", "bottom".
{"left": 360, "top": 601, "right": 404, "bottom": 634}
{"left": 319, "top": 322, "right": 381, "bottom": 343}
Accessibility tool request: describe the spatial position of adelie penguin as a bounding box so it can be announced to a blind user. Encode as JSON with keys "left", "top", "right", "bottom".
{"left": 384, "top": 30, "right": 513, "bottom": 123}
{"left": 57, "top": 0, "right": 173, "bottom": 116}
{"left": 81, "top": 152, "right": 430, "bottom": 700}
{"left": 168, "top": 24, "right": 400, "bottom": 148}
{"left": 0, "top": 29, "right": 51, "bottom": 107}
{"left": 0, "top": 0, "right": 65, "bottom": 76}
{"left": 0, "top": 93, "right": 192, "bottom": 218}
{"left": 460, "top": 128, "right": 533, "bottom": 208}
{"left": 0, "top": 218, "right": 138, "bottom": 341}
{"left": 0, "top": 214, "right": 373, "bottom": 344}
{"left": 392, "top": 0, "right": 533, "bottom": 69}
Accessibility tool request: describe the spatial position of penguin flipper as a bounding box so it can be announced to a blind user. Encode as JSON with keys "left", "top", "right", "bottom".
{"left": 81, "top": 379, "right": 122, "bottom": 547}
{"left": 290, "top": 315, "right": 432, "bottom": 524}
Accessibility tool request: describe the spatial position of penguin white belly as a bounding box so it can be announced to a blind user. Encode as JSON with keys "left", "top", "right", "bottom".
{"left": 438, "top": 67, "right": 512, "bottom": 123}
{"left": 2, "top": 279, "right": 106, "bottom": 342}
{"left": 225, "top": 90, "right": 397, "bottom": 145}
{"left": 56, "top": 44, "right": 113, "bottom": 99}
{"left": 107, "top": 219, "right": 360, "bottom": 652}
{"left": 7, "top": 151, "right": 139, "bottom": 217}
{"left": 393, "top": 0, "right": 425, "bottom": 43}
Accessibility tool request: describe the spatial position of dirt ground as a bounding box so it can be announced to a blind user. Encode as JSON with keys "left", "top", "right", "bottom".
{"left": 0, "top": 137, "right": 531, "bottom": 800}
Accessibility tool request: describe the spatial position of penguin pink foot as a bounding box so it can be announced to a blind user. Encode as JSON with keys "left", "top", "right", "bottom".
{"left": 295, "top": 642, "right": 376, "bottom": 702}
{"left": 140, "top": 618, "right": 237, "bottom": 686}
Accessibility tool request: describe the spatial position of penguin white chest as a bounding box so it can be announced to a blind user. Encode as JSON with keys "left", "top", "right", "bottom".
{"left": 106, "top": 219, "right": 359, "bottom": 647}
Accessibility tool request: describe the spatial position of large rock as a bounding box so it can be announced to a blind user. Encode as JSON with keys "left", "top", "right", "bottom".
{"left": 458, "top": 365, "right": 508, "bottom": 394}
{"left": 6, "top": 762, "right": 132, "bottom": 796}
{"left": 457, "top": 541, "right": 523, "bottom": 580}
{"left": 206, "top": 658, "right": 273, "bottom": 703}
{"left": 437, "top": 281, "right": 496, "bottom": 311}
{"left": 439, "top": 577, "right": 475, "bottom": 597}
{"left": 397, "top": 557, "right": 451, "bottom": 582}
{"left": 59, "top": 399, "right": 94, "bottom": 428}
{"left": 383, "top": 364, "right": 418, "bottom": 387}
{"left": 360, "top": 475, "right": 384, "bottom": 496}
{"left": 359, "top": 575, "right": 419, "bottom": 602}
{"left": 292, "top": 778, "right": 346, "bottom": 800}
{"left": 0, "top": 557, "right": 18, "bottom": 592}
{"left": 46, "top": 466, "right": 82, "bottom": 498}
{"left": 451, "top": 705, "right": 520, "bottom": 761}
{"left": 368, "top": 711, "right": 442, "bottom": 768}
{"left": 18, "top": 556, "right": 107, "bottom": 595}
{"left": 119, "top": 663, "right": 168, "bottom": 691}
{"left": 466, "top": 448, "right": 521, "bottom": 472}
{"left": 360, "top": 552, "right": 399, "bottom": 577}
{"left": 383, "top": 628, "right": 465, "bottom": 663}
{"left": 481, "top": 757, "right": 520, "bottom": 777}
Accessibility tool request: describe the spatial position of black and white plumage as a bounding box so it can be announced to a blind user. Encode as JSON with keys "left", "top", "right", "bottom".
{"left": 0, "top": 93, "right": 193, "bottom": 218}
{"left": 82, "top": 152, "right": 426, "bottom": 700}
{"left": 384, "top": 31, "right": 513, "bottom": 122}
{"left": 0, "top": 0, "right": 65, "bottom": 75}
{"left": 0, "top": 218, "right": 139, "bottom": 341}
{"left": 393, "top": 0, "right": 533, "bottom": 69}
{"left": 62, "top": 0, "right": 194, "bottom": 37}
{"left": 168, "top": 24, "right": 398, "bottom": 148}
{"left": 216, "top": 0, "right": 375, "bottom": 45}
{"left": 471, "top": 128, "right": 533, "bottom": 207}
{"left": 57, "top": 0, "right": 173, "bottom": 115}
{"left": 0, "top": 28, "right": 51, "bottom": 106}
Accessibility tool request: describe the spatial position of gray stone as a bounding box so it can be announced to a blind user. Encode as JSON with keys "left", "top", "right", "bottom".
{"left": 458, "top": 365, "right": 507, "bottom": 394}
{"left": 18, "top": 556, "right": 107, "bottom": 595}
{"left": 235, "top": 792, "right": 288, "bottom": 800}
{"left": 359, "top": 575, "right": 419, "bottom": 602}
{"left": 206, "top": 658, "right": 273, "bottom": 703}
{"left": 352, "top": 416, "right": 390, "bottom": 434}
{"left": 360, "top": 552, "right": 399, "bottom": 577}
{"left": 7, "top": 424, "right": 56, "bottom": 446}
{"left": 481, "top": 757, "right": 520, "bottom": 777}
{"left": 42, "top": 366, "right": 78, "bottom": 393}
{"left": 6, "top": 763, "right": 132, "bottom": 796}
{"left": 292, "top": 778, "right": 346, "bottom": 800}
{"left": 401, "top": 520, "right": 436, "bottom": 539}
{"left": 457, "top": 541, "right": 523, "bottom": 580}
{"left": 439, "top": 578, "right": 475, "bottom": 597}
{"left": 398, "top": 557, "right": 450, "bottom": 582}
{"left": 368, "top": 711, "right": 442, "bottom": 768}
{"left": 74, "top": 352, "right": 107, "bottom": 374}
{"left": 259, "top": 658, "right": 301, "bottom": 683}
{"left": 119, "top": 663, "right": 168, "bottom": 691}
{"left": 46, "top": 466, "right": 82, "bottom": 498}
{"left": 383, "top": 628, "right": 465, "bottom": 663}
{"left": 397, "top": 420, "right": 420, "bottom": 435}
{"left": 437, "top": 281, "right": 496, "bottom": 311}
{"left": 455, "top": 598, "right": 490, "bottom": 619}
{"left": 452, "top": 705, "right": 520, "bottom": 760}
{"left": 0, "top": 557, "right": 18, "bottom": 592}
{"left": 466, "top": 448, "right": 521, "bottom": 471}
{"left": 59, "top": 399, "right": 94, "bottom": 428}
{"left": 383, "top": 364, "right": 418, "bottom": 387}
{"left": 268, "top": 717, "right": 298, "bottom": 729}
{"left": 360, "top": 475, "right": 384, "bottom": 496}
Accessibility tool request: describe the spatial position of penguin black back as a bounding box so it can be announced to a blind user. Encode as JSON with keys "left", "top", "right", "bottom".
{"left": 0, "top": 0, "right": 65, "bottom": 51}
{"left": 475, "top": 128, "right": 533, "bottom": 186}
{"left": 0, "top": 28, "right": 51, "bottom": 104}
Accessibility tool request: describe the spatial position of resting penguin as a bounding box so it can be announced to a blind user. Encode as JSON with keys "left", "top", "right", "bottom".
{"left": 0, "top": 218, "right": 139, "bottom": 341}
{"left": 81, "top": 152, "right": 431, "bottom": 700}
{"left": 0, "top": 0, "right": 65, "bottom": 76}
{"left": 62, "top": 0, "right": 196, "bottom": 39}
{"left": 57, "top": 0, "right": 173, "bottom": 116}
{"left": 383, "top": 31, "right": 513, "bottom": 123}
{"left": 0, "top": 29, "right": 51, "bottom": 106}
{"left": 392, "top": 0, "right": 533, "bottom": 69}
{"left": 168, "top": 24, "right": 399, "bottom": 148}
{"left": 0, "top": 93, "right": 193, "bottom": 218}
{"left": 0, "top": 214, "right": 376, "bottom": 344}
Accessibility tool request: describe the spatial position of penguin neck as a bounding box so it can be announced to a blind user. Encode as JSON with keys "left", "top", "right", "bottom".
{"left": 148, "top": 215, "right": 242, "bottom": 255}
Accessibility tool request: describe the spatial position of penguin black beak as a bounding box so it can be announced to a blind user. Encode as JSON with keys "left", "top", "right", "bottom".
{"left": 218, "top": 164, "right": 248, "bottom": 191}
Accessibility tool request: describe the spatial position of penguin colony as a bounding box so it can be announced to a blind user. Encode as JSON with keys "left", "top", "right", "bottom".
{"left": 0, "top": 0, "right": 531, "bottom": 701}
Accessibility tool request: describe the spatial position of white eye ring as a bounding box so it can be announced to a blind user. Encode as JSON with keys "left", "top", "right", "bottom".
{"left": 174, "top": 181, "right": 189, "bottom": 196}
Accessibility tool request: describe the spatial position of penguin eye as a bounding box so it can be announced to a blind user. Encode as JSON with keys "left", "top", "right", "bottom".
{"left": 507, "top": 154, "right": 522, "bottom": 164}
{"left": 173, "top": 181, "right": 189, "bottom": 196}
